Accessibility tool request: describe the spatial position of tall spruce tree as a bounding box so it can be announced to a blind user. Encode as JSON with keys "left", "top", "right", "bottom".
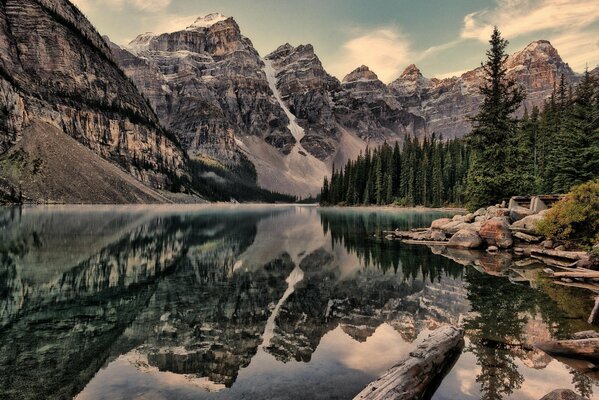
{"left": 465, "top": 27, "right": 524, "bottom": 209}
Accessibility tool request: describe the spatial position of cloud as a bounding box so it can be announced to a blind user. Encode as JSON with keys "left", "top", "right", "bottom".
{"left": 71, "top": 0, "right": 172, "bottom": 14}
{"left": 460, "top": 0, "right": 599, "bottom": 72}
{"left": 329, "top": 27, "right": 413, "bottom": 83}
{"left": 461, "top": 0, "right": 599, "bottom": 41}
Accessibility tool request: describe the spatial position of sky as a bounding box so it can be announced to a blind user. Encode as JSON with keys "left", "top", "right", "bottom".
{"left": 71, "top": 0, "right": 599, "bottom": 83}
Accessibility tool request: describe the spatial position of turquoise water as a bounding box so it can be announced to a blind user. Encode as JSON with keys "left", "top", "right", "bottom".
{"left": 0, "top": 205, "right": 596, "bottom": 400}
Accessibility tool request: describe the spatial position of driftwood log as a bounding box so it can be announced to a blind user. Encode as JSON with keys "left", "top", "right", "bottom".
{"left": 353, "top": 325, "right": 464, "bottom": 400}
{"left": 536, "top": 337, "right": 599, "bottom": 362}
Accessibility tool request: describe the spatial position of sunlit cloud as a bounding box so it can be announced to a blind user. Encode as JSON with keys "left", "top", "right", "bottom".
{"left": 329, "top": 27, "right": 413, "bottom": 83}
{"left": 461, "top": 0, "right": 599, "bottom": 42}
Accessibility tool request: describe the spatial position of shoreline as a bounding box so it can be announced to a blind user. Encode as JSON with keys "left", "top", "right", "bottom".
{"left": 320, "top": 204, "right": 468, "bottom": 213}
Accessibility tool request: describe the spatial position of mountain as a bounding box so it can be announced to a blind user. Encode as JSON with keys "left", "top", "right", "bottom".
{"left": 112, "top": 13, "right": 578, "bottom": 197}
{"left": 389, "top": 40, "right": 576, "bottom": 139}
{"left": 0, "top": 0, "right": 189, "bottom": 203}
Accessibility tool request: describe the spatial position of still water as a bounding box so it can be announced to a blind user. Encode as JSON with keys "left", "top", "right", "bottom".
{"left": 0, "top": 205, "right": 596, "bottom": 400}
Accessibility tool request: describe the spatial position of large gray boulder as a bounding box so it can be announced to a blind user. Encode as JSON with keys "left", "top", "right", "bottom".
{"left": 448, "top": 229, "right": 483, "bottom": 249}
{"left": 480, "top": 217, "right": 513, "bottom": 248}
{"left": 509, "top": 205, "right": 535, "bottom": 222}
{"left": 431, "top": 218, "right": 452, "bottom": 230}
{"left": 511, "top": 210, "right": 548, "bottom": 233}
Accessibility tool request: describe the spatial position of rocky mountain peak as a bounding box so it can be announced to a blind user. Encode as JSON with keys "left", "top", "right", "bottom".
{"left": 342, "top": 65, "right": 379, "bottom": 83}
{"left": 401, "top": 64, "right": 423, "bottom": 79}
{"left": 186, "top": 13, "right": 229, "bottom": 30}
{"left": 507, "top": 40, "right": 571, "bottom": 72}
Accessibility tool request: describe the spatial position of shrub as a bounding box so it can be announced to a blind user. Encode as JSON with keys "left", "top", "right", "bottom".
{"left": 537, "top": 179, "right": 599, "bottom": 247}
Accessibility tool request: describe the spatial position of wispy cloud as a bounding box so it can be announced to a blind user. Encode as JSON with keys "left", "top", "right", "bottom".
{"left": 461, "top": 0, "right": 599, "bottom": 41}
{"left": 72, "top": 0, "right": 172, "bottom": 14}
{"left": 460, "top": 0, "right": 599, "bottom": 71}
{"left": 328, "top": 27, "right": 413, "bottom": 83}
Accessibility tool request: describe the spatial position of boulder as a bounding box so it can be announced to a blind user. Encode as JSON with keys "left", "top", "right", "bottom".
{"left": 474, "top": 208, "right": 487, "bottom": 217}
{"left": 487, "top": 246, "right": 499, "bottom": 253}
{"left": 431, "top": 230, "right": 447, "bottom": 242}
{"left": 480, "top": 217, "right": 513, "bottom": 248}
{"left": 440, "top": 220, "right": 465, "bottom": 235}
{"left": 511, "top": 213, "right": 545, "bottom": 233}
{"left": 514, "top": 232, "right": 542, "bottom": 243}
{"left": 463, "top": 213, "right": 475, "bottom": 223}
{"left": 487, "top": 206, "right": 510, "bottom": 218}
{"left": 448, "top": 229, "right": 483, "bottom": 249}
{"left": 539, "top": 389, "right": 587, "bottom": 400}
{"left": 452, "top": 215, "right": 465, "bottom": 222}
{"left": 431, "top": 218, "right": 452, "bottom": 230}
{"left": 509, "top": 205, "right": 534, "bottom": 222}
{"left": 542, "top": 240, "right": 554, "bottom": 249}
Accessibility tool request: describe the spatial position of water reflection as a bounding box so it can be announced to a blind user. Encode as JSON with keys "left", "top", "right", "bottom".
{"left": 0, "top": 205, "right": 596, "bottom": 400}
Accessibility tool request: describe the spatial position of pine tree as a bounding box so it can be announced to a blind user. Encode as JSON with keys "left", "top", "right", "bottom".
{"left": 465, "top": 27, "right": 524, "bottom": 209}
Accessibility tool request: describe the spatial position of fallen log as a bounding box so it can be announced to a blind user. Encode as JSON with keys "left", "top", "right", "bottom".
{"left": 536, "top": 337, "right": 599, "bottom": 362}
{"left": 353, "top": 325, "right": 464, "bottom": 400}
{"left": 552, "top": 271, "right": 599, "bottom": 279}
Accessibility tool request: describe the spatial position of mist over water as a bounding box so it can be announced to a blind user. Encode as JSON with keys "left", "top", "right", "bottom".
{"left": 0, "top": 205, "right": 596, "bottom": 400}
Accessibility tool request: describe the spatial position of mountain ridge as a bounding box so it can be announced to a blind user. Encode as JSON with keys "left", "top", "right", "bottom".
{"left": 105, "top": 13, "right": 583, "bottom": 197}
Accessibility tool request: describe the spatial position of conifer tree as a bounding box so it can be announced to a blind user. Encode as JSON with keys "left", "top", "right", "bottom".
{"left": 465, "top": 27, "right": 524, "bottom": 209}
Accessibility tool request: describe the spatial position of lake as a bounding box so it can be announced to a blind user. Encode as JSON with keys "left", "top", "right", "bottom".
{"left": 0, "top": 205, "right": 597, "bottom": 400}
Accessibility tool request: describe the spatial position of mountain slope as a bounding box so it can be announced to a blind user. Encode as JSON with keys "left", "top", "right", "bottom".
{"left": 0, "top": 0, "right": 188, "bottom": 203}
{"left": 112, "top": 13, "right": 579, "bottom": 198}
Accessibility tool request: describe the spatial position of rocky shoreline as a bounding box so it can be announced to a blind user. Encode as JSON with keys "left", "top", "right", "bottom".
{"left": 387, "top": 200, "right": 596, "bottom": 274}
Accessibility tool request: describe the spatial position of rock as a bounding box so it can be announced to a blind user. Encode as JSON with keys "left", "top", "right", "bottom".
{"left": 475, "top": 215, "right": 489, "bottom": 223}
{"left": 555, "top": 245, "right": 566, "bottom": 252}
{"left": 431, "top": 230, "right": 447, "bottom": 242}
{"left": 463, "top": 213, "right": 475, "bottom": 223}
{"left": 431, "top": 218, "right": 452, "bottom": 230}
{"left": 448, "top": 229, "right": 483, "bottom": 249}
{"left": 474, "top": 208, "right": 487, "bottom": 217}
{"left": 440, "top": 220, "right": 465, "bottom": 235}
{"left": 0, "top": 0, "right": 188, "bottom": 202}
{"left": 510, "top": 205, "right": 534, "bottom": 222}
{"left": 487, "top": 246, "right": 499, "bottom": 253}
{"left": 577, "top": 259, "right": 593, "bottom": 269}
{"left": 512, "top": 213, "right": 545, "bottom": 233}
{"left": 452, "top": 215, "right": 465, "bottom": 222}
{"left": 514, "top": 247, "right": 525, "bottom": 255}
{"left": 514, "top": 232, "right": 542, "bottom": 243}
{"left": 539, "top": 389, "right": 587, "bottom": 400}
{"left": 542, "top": 240, "right": 554, "bottom": 249}
{"left": 487, "top": 206, "right": 510, "bottom": 218}
{"left": 354, "top": 326, "right": 464, "bottom": 400}
{"left": 480, "top": 217, "right": 513, "bottom": 249}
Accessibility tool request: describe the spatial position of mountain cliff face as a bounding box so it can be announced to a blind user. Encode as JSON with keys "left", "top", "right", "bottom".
{"left": 112, "top": 14, "right": 292, "bottom": 164}
{"left": 112, "top": 12, "right": 578, "bottom": 197}
{"left": 389, "top": 40, "right": 576, "bottom": 139}
{"left": 0, "top": 0, "right": 188, "bottom": 203}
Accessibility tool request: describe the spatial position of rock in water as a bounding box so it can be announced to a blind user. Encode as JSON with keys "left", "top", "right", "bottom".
{"left": 448, "top": 229, "right": 483, "bottom": 249}
{"left": 480, "top": 217, "right": 513, "bottom": 248}
{"left": 353, "top": 326, "right": 464, "bottom": 400}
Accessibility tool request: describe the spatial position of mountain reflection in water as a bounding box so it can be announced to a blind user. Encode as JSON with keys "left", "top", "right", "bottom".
{"left": 0, "top": 205, "right": 596, "bottom": 400}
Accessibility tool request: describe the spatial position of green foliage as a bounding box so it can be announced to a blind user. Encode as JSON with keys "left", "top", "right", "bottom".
{"left": 465, "top": 27, "right": 525, "bottom": 209}
{"left": 537, "top": 179, "right": 599, "bottom": 246}
{"left": 319, "top": 136, "right": 470, "bottom": 207}
{"left": 188, "top": 155, "right": 295, "bottom": 203}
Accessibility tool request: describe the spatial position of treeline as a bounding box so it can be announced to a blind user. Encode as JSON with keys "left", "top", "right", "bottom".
{"left": 510, "top": 72, "right": 599, "bottom": 195}
{"left": 321, "top": 28, "right": 599, "bottom": 208}
{"left": 320, "top": 137, "right": 470, "bottom": 207}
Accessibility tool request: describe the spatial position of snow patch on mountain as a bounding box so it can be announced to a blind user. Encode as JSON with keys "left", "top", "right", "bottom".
{"left": 187, "top": 13, "right": 228, "bottom": 30}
